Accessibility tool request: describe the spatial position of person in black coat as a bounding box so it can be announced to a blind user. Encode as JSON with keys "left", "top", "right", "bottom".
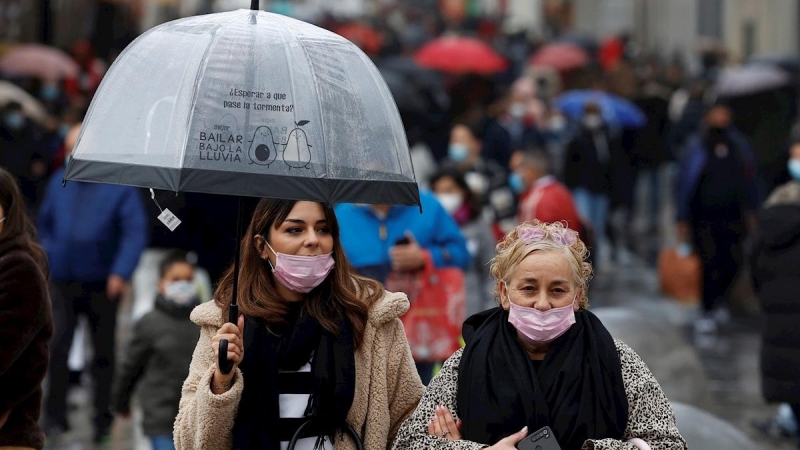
{"left": 751, "top": 143, "right": 800, "bottom": 447}
{"left": 0, "top": 167, "right": 53, "bottom": 450}
{"left": 564, "top": 103, "right": 622, "bottom": 265}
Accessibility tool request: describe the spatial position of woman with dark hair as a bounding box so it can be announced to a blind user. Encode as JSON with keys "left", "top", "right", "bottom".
{"left": 0, "top": 167, "right": 53, "bottom": 450}
{"left": 431, "top": 170, "right": 496, "bottom": 315}
{"left": 174, "top": 199, "right": 424, "bottom": 450}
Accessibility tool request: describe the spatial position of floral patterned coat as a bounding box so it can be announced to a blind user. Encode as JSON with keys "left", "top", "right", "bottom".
{"left": 391, "top": 340, "right": 687, "bottom": 450}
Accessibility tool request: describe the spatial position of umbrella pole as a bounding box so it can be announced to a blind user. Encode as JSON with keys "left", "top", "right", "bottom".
{"left": 219, "top": 196, "right": 243, "bottom": 375}
{"left": 251, "top": 0, "right": 259, "bottom": 10}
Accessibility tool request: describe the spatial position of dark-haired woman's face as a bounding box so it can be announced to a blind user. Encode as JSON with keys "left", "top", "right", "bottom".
{"left": 432, "top": 176, "right": 461, "bottom": 197}
{"left": 259, "top": 201, "right": 334, "bottom": 263}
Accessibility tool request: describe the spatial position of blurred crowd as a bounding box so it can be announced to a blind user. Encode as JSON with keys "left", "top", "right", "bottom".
{"left": 2, "top": 2, "right": 800, "bottom": 449}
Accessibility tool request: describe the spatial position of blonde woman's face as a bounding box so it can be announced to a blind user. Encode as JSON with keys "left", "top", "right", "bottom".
{"left": 499, "top": 250, "right": 579, "bottom": 312}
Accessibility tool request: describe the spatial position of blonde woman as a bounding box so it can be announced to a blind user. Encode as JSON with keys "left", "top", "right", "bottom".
{"left": 392, "top": 221, "right": 686, "bottom": 450}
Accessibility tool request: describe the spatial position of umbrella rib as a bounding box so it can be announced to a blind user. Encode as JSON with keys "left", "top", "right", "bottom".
{"left": 295, "top": 37, "right": 332, "bottom": 200}
{"left": 178, "top": 11, "right": 244, "bottom": 190}
{"left": 361, "top": 52, "right": 409, "bottom": 183}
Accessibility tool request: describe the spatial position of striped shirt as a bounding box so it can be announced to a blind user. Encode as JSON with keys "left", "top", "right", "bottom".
{"left": 278, "top": 357, "right": 331, "bottom": 450}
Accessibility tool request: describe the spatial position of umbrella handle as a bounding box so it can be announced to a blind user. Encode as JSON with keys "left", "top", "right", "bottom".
{"left": 218, "top": 303, "right": 239, "bottom": 375}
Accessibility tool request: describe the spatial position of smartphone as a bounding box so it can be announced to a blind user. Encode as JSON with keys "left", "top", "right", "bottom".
{"left": 516, "top": 426, "right": 561, "bottom": 450}
{"left": 394, "top": 236, "right": 410, "bottom": 246}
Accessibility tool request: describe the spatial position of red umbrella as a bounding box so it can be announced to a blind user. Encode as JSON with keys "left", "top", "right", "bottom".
{"left": 0, "top": 44, "right": 79, "bottom": 80}
{"left": 334, "top": 23, "right": 383, "bottom": 56}
{"left": 414, "top": 36, "right": 508, "bottom": 75}
{"left": 529, "top": 42, "right": 589, "bottom": 72}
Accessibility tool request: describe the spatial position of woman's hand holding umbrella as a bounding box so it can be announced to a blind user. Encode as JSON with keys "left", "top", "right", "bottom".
{"left": 211, "top": 315, "right": 245, "bottom": 392}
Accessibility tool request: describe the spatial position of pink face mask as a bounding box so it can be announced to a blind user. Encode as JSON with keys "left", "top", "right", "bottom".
{"left": 507, "top": 292, "right": 576, "bottom": 345}
{"left": 265, "top": 241, "right": 334, "bottom": 293}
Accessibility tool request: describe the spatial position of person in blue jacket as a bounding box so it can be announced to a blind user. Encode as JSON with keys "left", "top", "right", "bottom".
{"left": 675, "top": 103, "right": 758, "bottom": 334}
{"left": 335, "top": 190, "right": 471, "bottom": 384}
{"left": 40, "top": 124, "right": 148, "bottom": 444}
{"left": 334, "top": 190, "right": 471, "bottom": 283}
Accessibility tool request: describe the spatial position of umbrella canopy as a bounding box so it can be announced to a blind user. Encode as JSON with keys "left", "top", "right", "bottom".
{"left": 714, "top": 65, "right": 792, "bottom": 97}
{"left": 414, "top": 36, "right": 508, "bottom": 75}
{"left": 554, "top": 90, "right": 646, "bottom": 128}
{"left": 0, "top": 81, "right": 49, "bottom": 124}
{"left": 0, "top": 44, "right": 79, "bottom": 80}
{"left": 65, "top": 9, "right": 419, "bottom": 207}
{"left": 529, "top": 42, "right": 589, "bottom": 72}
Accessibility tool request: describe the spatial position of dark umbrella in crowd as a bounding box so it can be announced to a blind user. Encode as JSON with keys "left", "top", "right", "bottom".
{"left": 63, "top": 3, "right": 419, "bottom": 384}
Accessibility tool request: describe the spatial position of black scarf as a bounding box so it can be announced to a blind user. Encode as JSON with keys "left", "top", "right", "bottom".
{"left": 457, "top": 308, "right": 627, "bottom": 450}
{"left": 231, "top": 303, "right": 356, "bottom": 450}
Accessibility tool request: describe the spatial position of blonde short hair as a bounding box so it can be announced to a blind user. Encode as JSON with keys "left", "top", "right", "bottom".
{"left": 489, "top": 220, "right": 592, "bottom": 309}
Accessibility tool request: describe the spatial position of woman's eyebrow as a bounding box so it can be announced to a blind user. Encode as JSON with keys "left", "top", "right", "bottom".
{"left": 283, "top": 218, "right": 327, "bottom": 225}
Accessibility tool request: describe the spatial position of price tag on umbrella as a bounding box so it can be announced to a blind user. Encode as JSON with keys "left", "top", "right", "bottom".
{"left": 158, "top": 208, "right": 182, "bottom": 231}
{"left": 151, "top": 188, "right": 181, "bottom": 231}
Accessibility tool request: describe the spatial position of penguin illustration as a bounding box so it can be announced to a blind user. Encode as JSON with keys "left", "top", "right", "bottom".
{"left": 247, "top": 126, "right": 279, "bottom": 167}
{"left": 282, "top": 120, "right": 312, "bottom": 169}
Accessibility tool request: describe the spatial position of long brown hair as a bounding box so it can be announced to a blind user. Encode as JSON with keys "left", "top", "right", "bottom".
{"left": 0, "top": 168, "right": 48, "bottom": 275}
{"left": 214, "top": 198, "right": 382, "bottom": 348}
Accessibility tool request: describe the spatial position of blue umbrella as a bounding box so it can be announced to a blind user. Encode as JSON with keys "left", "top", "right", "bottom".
{"left": 554, "top": 90, "right": 646, "bottom": 128}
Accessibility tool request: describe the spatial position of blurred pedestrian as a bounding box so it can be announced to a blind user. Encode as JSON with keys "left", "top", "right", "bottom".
{"left": 676, "top": 104, "right": 758, "bottom": 334}
{"left": 510, "top": 149, "right": 583, "bottom": 237}
{"left": 40, "top": 124, "right": 148, "bottom": 442}
{"left": 496, "top": 77, "right": 546, "bottom": 153}
{"left": 444, "top": 123, "right": 515, "bottom": 220}
{"left": 541, "top": 109, "right": 574, "bottom": 180}
{"left": 335, "top": 191, "right": 470, "bottom": 383}
{"left": 335, "top": 190, "right": 471, "bottom": 284}
{"left": 431, "top": 169, "right": 496, "bottom": 315}
{"left": 564, "top": 102, "right": 619, "bottom": 266}
{"left": 173, "top": 199, "right": 424, "bottom": 449}
{"left": 391, "top": 221, "right": 687, "bottom": 450}
{"left": 0, "top": 101, "right": 48, "bottom": 212}
{"left": 65, "top": 39, "right": 106, "bottom": 110}
{"left": 751, "top": 140, "right": 800, "bottom": 450}
{"left": 112, "top": 250, "right": 200, "bottom": 450}
{"left": 632, "top": 79, "right": 671, "bottom": 234}
{"left": 0, "top": 167, "right": 53, "bottom": 450}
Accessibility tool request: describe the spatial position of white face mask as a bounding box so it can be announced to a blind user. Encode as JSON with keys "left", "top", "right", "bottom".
{"left": 583, "top": 114, "right": 602, "bottom": 129}
{"left": 163, "top": 280, "right": 198, "bottom": 306}
{"left": 509, "top": 102, "right": 526, "bottom": 119}
{"left": 435, "top": 193, "right": 464, "bottom": 215}
{"left": 549, "top": 115, "right": 566, "bottom": 132}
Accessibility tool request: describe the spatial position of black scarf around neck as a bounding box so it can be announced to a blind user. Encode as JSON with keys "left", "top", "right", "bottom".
{"left": 231, "top": 304, "right": 356, "bottom": 450}
{"left": 457, "top": 308, "right": 627, "bottom": 450}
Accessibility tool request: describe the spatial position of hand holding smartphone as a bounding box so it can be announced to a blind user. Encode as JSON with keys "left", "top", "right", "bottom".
{"left": 516, "top": 426, "right": 561, "bottom": 450}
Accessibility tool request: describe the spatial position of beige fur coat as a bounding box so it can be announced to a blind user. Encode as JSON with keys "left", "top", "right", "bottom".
{"left": 173, "top": 290, "right": 424, "bottom": 450}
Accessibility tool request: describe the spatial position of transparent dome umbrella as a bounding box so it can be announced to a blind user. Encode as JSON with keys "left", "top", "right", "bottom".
{"left": 63, "top": 2, "right": 419, "bottom": 376}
